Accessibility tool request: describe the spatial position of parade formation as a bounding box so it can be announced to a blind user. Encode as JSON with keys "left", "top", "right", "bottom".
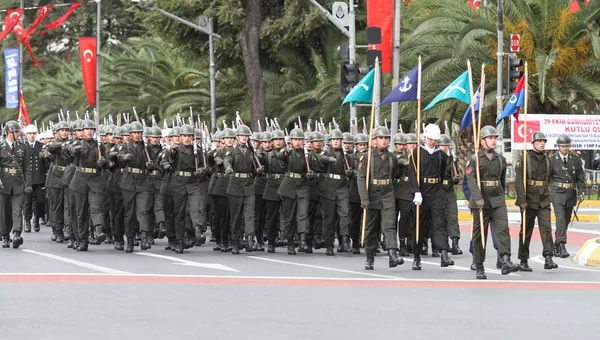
{"left": 0, "top": 108, "right": 587, "bottom": 280}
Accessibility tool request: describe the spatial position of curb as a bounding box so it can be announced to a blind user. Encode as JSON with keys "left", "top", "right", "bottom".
{"left": 457, "top": 211, "right": 600, "bottom": 223}
{"left": 573, "top": 238, "right": 600, "bottom": 267}
{"left": 460, "top": 200, "right": 600, "bottom": 208}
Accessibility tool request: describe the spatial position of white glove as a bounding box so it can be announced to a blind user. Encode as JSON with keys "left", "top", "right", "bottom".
{"left": 413, "top": 192, "right": 423, "bottom": 206}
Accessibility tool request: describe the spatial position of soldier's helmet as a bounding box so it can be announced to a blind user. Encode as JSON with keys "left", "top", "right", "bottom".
{"left": 271, "top": 130, "right": 285, "bottom": 140}
{"left": 309, "top": 131, "right": 324, "bottom": 142}
{"left": 531, "top": 131, "right": 547, "bottom": 143}
{"left": 98, "top": 124, "right": 106, "bottom": 136}
{"left": 4, "top": 120, "right": 21, "bottom": 135}
{"left": 353, "top": 133, "right": 368, "bottom": 144}
{"left": 121, "top": 124, "right": 131, "bottom": 136}
{"left": 221, "top": 128, "right": 236, "bottom": 139}
{"left": 329, "top": 129, "right": 343, "bottom": 139}
{"left": 261, "top": 131, "right": 272, "bottom": 142}
{"left": 169, "top": 126, "right": 181, "bottom": 137}
{"left": 393, "top": 133, "right": 405, "bottom": 145}
{"left": 180, "top": 124, "right": 195, "bottom": 136}
{"left": 105, "top": 125, "right": 116, "bottom": 135}
{"left": 236, "top": 125, "right": 252, "bottom": 136}
{"left": 342, "top": 132, "right": 353, "bottom": 144}
{"left": 52, "top": 124, "right": 59, "bottom": 134}
{"left": 423, "top": 124, "right": 441, "bottom": 140}
{"left": 129, "top": 121, "right": 144, "bottom": 133}
{"left": 113, "top": 127, "right": 123, "bottom": 139}
{"left": 289, "top": 128, "right": 305, "bottom": 139}
{"left": 143, "top": 126, "right": 151, "bottom": 137}
{"left": 404, "top": 133, "right": 418, "bottom": 144}
{"left": 148, "top": 126, "right": 162, "bottom": 138}
{"left": 251, "top": 132, "right": 261, "bottom": 141}
{"left": 82, "top": 119, "right": 96, "bottom": 130}
{"left": 195, "top": 129, "right": 202, "bottom": 139}
{"left": 304, "top": 132, "right": 310, "bottom": 141}
{"left": 437, "top": 134, "right": 452, "bottom": 146}
{"left": 72, "top": 119, "right": 84, "bottom": 131}
{"left": 373, "top": 126, "right": 391, "bottom": 138}
{"left": 556, "top": 134, "right": 571, "bottom": 146}
{"left": 56, "top": 121, "right": 70, "bottom": 132}
{"left": 480, "top": 125, "right": 499, "bottom": 139}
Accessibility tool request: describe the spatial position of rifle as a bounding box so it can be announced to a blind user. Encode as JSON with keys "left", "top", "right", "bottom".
{"left": 362, "top": 117, "right": 367, "bottom": 135}
{"left": 307, "top": 119, "right": 312, "bottom": 133}
{"left": 132, "top": 106, "right": 151, "bottom": 162}
{"left": 265, "top": 117, "right": 271, "bottom": 132}
{"left": 444, "top": 121, "right": 458, "bottom": 177}
{"left": 332, "top": 117, "right": 339, "bottom": 130}
{"left": 298, "top": 117, "right": 303, "bottom": 131}
{"left": 258, "top": 120, "right": 263, "bottom": 133}
{"left": 93, "top": 108, "right": 101, "bottom": 161}
{"left": 189, "top": 107, "right": 200, "bottom": 171}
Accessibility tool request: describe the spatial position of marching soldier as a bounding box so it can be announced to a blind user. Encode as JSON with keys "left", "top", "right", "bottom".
{"left": 437, "top": 134, "right": 463, "bottom": 255}
{"left": 408, "top": 124, "right": 454, "bottom": 270}
{"left": 307, "top": 131, "right": 326, "bottom": 252}
{"left": 349, "top": 133, "right": 369, "bottom": 254}
{"left": 515, "top": 131, "right": 558, "bottom": 270}
{"left": 403, "top": 133, "right": 419, "bottom": 254}
{"left": 63, "top": 120, "right": 84, "bottom": 249}
{"left": 147, "top": 126, "right": 166, "bottom": 240}
{"left": 159, "top": 127, "right": 181, "bottom": 250}
{"left": 466, "top": 126, "right": 520, "bottom": 279}
{"left": 253, "top": 131, "right": 271, "bottom": 251}
{"left": 207, "top": 132, "right": 223, "bottom": 250}
{"left": 211, "top": 128, "right": 235, "bottom": 252}
{"left": 550, "top": 134, "right": 585, "bottom": 258}
{"left": 262, "top": 130, "right": 286, "bottom": 253}
{"left": 357, "top": 126, "right": 404, "bottom": 270}
{"left": 45, "top": 121, "right": 71, "bottom": 243}
{"left": 392, "top": 133, "right": 413, "bottom": 256}
{"left": 107, "top": 127, "right": 126, "bottom": 250}
{"left": 224, "top": 125, "right": 258, "bottom": 254}
{"left": 23, "top": 124, "right": 48, "bottom": 233}
{"left": 0, "top": 121, "right": 31, "bottom": 248}
{"left": 66, "top": 119, "right": 108, "bottom": 251}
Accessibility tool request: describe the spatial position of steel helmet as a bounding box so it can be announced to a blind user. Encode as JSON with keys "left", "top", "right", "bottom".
{"left": 329, "top": 129, "right": 343, "bottom": 139}
{"left": 4, "top": 120, "right": 21, "bottom": 135}
{"left": 251, "top": 132, "right": 261, "bottom": 141}
{"left": 373, "top": 126, "right": 391, "bottom": 138}
{"left": 423, "top": 124, "right": 441, "bottom": 140}
{"left": 113, "top": 127, "right": 123, "bottom": 139}
{"left": 342, "top": 132, "right": 353, "bottom": 144}
{"left": 353, "top": 133, "right": 368, "bottom": 144}
{"left": 98, "top": 124, "right": 106, "bottom": 136}
{"left": 221, "top": 128, "right": 236, "bottom": 138}
{"left": 105, "top": 125, "right": 116, "bottom": 135}
{"left": 271, "top": 130, "right": 285, "bottom": 140}
{"left": 236, "top": 125, "right": 252, "bottom": 136}
{"left": 290, "top": 128, "right": 305, "bottom": 139}
{"left": 393, "top": 133, "right": 405, "bottom": 145}
{"left": 195, "top": 129, "right": 202, "bottom": 139}
{"left": 148, "top": 126, "right": 162, "bottom": 138}
{"left": 24, "top": 124, "right": 38, "bottom": 134}
{"left": 121, "top": 124, "right": 131, "bottom": 136}
{"left": 82, "top": 120, "right": 96, "bottom": 130}
{"left": 180, "top": 124, "right": 195, "bottom": 136}
{"left": 309, "top": 131, "right": 324, "bottom": 142}
{"left": 129, "top": 121, "right": 144, "bottom": 133}
{"left": 480, "top": 125, "right": 499, "bottom": 139}
{"left": 143, "top": 126, "right": 151, "bottom": 137}
{"left": 72, "top": 119, "right": 84, "bottom": 131}
{"left": 531, "top": 131, "right": 547, "bottom": 143}
{"left": 404, "top": 133, "right": 418, "bottom": 144}
{"left": 556, "top": 134, "right": 571, "bottom": 146}
{"left": 56, "top": 121, "right": 70, "bottom": 132}
{"left": 437, "top": 134, "right": 451, "bottom": 146}
{"left": 261, "top": 131, "right": 272, "bottom": 142}
{"left": 169, "top": 126, "right": 180, "bottom": 137}
{"left": 304, "top": 132, "right": 310, "bottom": 141}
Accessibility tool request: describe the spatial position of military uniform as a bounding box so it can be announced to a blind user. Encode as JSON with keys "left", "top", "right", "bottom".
{"left": 24, "top": 139, "right": 48, "bottom": 232}
{"left": 210, "top": 144, "right": 231, "bottom": 251}
{"left": 147, "top": 140, "right": 165, "bottom": 239}
{"left": 394, "top": 149, "right": 414, "bottom": 256}
{"left": 46, "top": 133, "right": 70, "bottom": 242}
{"left": 349, "top": 143, "right": 367, "bottom": 254}
{"left": 263, "top": 144, "right": 286, "bottom": 252}
{"left": 253, "top": 145, "right": 268, "bottom": 251}
{"left": 107, "top": 136, "right": 126, "bottom": 250}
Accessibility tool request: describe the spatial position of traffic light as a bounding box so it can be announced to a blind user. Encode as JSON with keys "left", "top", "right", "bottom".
{"left": 340, "top": 61, "right": 360, "bottom": 99}
{"left": 506, "top": 56, "right": 523, "bottom": 94}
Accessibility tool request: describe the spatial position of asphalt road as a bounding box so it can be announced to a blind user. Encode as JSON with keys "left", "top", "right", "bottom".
{"left": 1, "top": 221, "right": 600, "bottom": 340}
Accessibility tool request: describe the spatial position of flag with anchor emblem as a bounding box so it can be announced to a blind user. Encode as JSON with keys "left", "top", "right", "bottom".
{"left": 341, "top": 68, "right": 375, "bottom": 108}
{"left": 380, "top": 64, "right": 421, "bottom": 105}
{"left": 424, "top": 71, "right": 471, "bottom": 110}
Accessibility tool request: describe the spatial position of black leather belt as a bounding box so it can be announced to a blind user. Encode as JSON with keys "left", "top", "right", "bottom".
{"left": 326, "top": 173, "right": 347, "bottom": 180}
{"left": 371, "top": 179, "right": 390, "bottom": 185}
{"left": 528, "top": 180, "right": 546, "bottom": 187}
{"left": 287, "top": 172, "right": 305, "bottom": 179}
{"left": 423, "top": 177, "right": 439, "bottom": 184}
{"left": 77, "top": 167, "right": 96, "bottom": 174}
{"left": 481, "top": 180, "right": 500, "bottom": 187}
{"left": 553, "top": 182, "right": 573, "bottom": 189}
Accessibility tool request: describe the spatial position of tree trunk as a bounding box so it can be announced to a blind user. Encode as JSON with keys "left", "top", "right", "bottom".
{"left": 239, "top": 0, "right": 266, "bottom": 132}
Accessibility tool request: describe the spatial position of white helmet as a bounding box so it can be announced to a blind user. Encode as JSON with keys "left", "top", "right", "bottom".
{"left": 423, "top": 124, "right": 441, "bottom": 140}
{"left": 24, "top": 124, "right": 38, "bottom": 134}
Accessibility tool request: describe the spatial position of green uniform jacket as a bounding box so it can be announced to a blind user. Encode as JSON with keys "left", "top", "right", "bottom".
{"left": 549, "top": 152, "right": 586, "bottom": 206}
{"left": 224, "top": 145, "right": 256, "bottom": 197}
{"left": 466, "top": 150, "right": 507, "bottom": 209}
{"left": 357, "top": 148, "right": 397, "bottom": 209}
{"left": 515, "top": 150, "right": 551, "bottom": 210}
{"left": 118, "top": 140, "right": 154, "bottom": 192}
{"left": 277, "top": 148, "right": 310, "bottom": 199}
{"left": 0, "top": 140, "right": 31, "bottom": 195}
{"left": 68, "top": 139, "right": 107, "bottom": 194}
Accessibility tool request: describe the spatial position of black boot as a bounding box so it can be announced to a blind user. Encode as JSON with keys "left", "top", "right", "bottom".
{"left": 246, "top": 235, "right": 254, "bottom": 253}
{"left": 287, "top": 243, "right": 296, "bottom": 255}
{"left": 559, "top": 243, "right": 570, "bottom": 258}
{"left": 72, "top": 238, "right": 79, "bottom": 251}
{"left": 231, "top": 242, "right": 240, "bottom": 254}
{"left": 105, "top": 233, "right": 114, "bottom": 244}
{"left": 399, "top": 240, "right": 409, "bottom": 256}
{"left": 56, "top": 230, "right": 64, "bottom": 243}
{"left": 24, "top": 220, "right": 31, "bottom": 233}
{"left": 544, "top": 255, "right": 558, "bottom": 269}
{"left": 451, "top": 237, "right": 463, "bottom": 255}
{"left": 412, "top": 256, "right": 422, "bottom": 270}
{"left": 431, "top": 245, "right": 440, "bottom": 257}
{"left": 221, "top": 241, "right": 230, "bottom": 253}
{"left": 365, "top": 253, "right": 374, "bottom": 270}
{"left": 12, "top": 232, "right": 23, "bottom": 249}
{"left": 94, "top": 225, "right": 106, "bottom": 245}
{"left": 140, "top": 231, "right": 150, "bottom": 251}
{"left": 157, "top": 222, "right": 167, "bottom": 239}
{"left": 496, "top": 256, "right": 503, "bottom": 269}
{"left": 125, "top": 237, "right": 134, "bottom": 253}
{"left": 314, "top": 235, "right": 325, "bottom": 249}
{"left": 298, "top": 233, "right": 308, "bottom": 253}
{"left": 254, "top": 240, "right": 265, "bottom": 252}
{"left": 440, "top": 250, "right": 454, "bottom": 267}
{"left": 165, "top": 238, "right": 174, "bottom": 251}
{"left": 34, "top": 218, "right": 41, "bottom": 232}
{"left": 553, "top": 243, "right": 560, "bottom": 257}
{"left": 520, "top": 260, "right": 533, "bottom": 272}
{"left": 267, "top": 244, "right": 276, "bottom": 253}
{"left": 352, "top": 244, "right": 361, "bottom": 254}
{"left": 67, "top": 237, "right": 76, "bottom": 249}
{"left": 213, "top": 243, "right": 222, "bottom": 251}
{"left": 501, "top": 255, "right": 521, "bottom": 275}
{"left": 338, "top": 236, "right": 350, "bottom": 253}
{"left": 175, "top": 239, "right": 184, "bottom": 254}
{"left": 115, "top": 239, "right": 124, "bottom": 251}
{"left": 2, "top": 235, "right": 10, "bottom": 248}
{"left": 194, "top": 226, "right": 203, "bottom": 246}
{"left": 470, "top": 262, "right": 477, "bottom": 271}
{"left": 77, "top": 239, "right": 88, "bottom": 252}
{"left": 421, "top": 241, "right": 428, "bottom": 256}
{"left": 388, "top": 249, "right": 405, "bottom": 268}
{"left": 325, "top": 239, "right": 334, "bottom": 256}
{"left": 475, "top": 265, "right": 487, "bottom": 280}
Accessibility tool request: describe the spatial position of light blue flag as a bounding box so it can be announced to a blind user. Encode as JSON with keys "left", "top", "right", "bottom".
{"left": 341, "top": 68, "right": 375, "bottom": 109}
{"left": 423, "top": 71, "right": 471, "bottom": 110}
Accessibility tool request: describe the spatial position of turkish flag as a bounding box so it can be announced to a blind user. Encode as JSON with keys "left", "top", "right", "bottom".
{"left": 40, "top": 2, "right": 82, "bottom": 35}
{"left": 367, "top": 0, "right": 393, "bottom": 73}
{"left": 513, "top": 119, "right": 540, "bottom": 143}
{"left": 26, "top": 5, "right": 53, "bottom": 38}
{"left": 13, "top": 23, "right": 40, "bottom": 67}
{"left": 18, "top": 91, "right": 30, "bottom": 126}
{"left": 0, "top": 9, "right": 23, "bottom": 44}
{"left": 569, "top": 0, "right": 581, "bottom": 13}
{"left": 469, "top": 0, "right": 481, "bottom": 10}
{"left": 79, "top": 37, "right": 97, "bottom": 106}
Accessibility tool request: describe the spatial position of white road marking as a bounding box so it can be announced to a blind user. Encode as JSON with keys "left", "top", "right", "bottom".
{"left": 247, "top": 256, "right": 407, "bottom": 280}
{"left": 21, "top": 249, "right": 130, "bottom": 274}
{"left": 136, "top": 252, "right": 239, "bottom": 272}
{"left": 530, "top": 255, "right": 600, "bottom": 273}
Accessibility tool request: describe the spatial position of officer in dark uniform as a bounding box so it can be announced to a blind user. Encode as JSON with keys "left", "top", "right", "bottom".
{"left": 262, "top": 130, "right": 286, "bottom": 253}
{"left": 224, "top": 125, "right": 258, "bottom": 254}
{"left": 358, "top": 126, "right": 404, "bottom": 270}
{"left": 66, "top": 119, "right": 108, "bottom": 251}
{"left": 320, "top": 128, "right": 354, "bottom": 255}
{"left": 515, "top": 131, "right": 558, "bottom": 270}
{"left": 392, "top": 133, "right": 413, "bottom": 256}
{"left": 278, "top": 128, "right": 311, "bottom": 255}
{"left": 23, "top": 124, "right": 48, "bottom": 233}
{"left": 0, "top": 121, "right": 31, "bottom": 248}
{"left": 252, "top": 131, "right": 270, "bottom": 251}
{"left": 408, "top": 124, "right": 453, "bottom": 270}
{"left": 307, "top": 131, "right": 326, "bottom": 252}
{"left": 107, "top": 127, "right": 126, "bottom": 250}
{"left": 45, "top": 121, "right": 71, "bottom": 243}
{"left": 437, "top": 134, "right": 462, "bottom": 255}
{"left": 211, "top": 128, "right": 234, "bottom": 252}
{"left": 403, "top": 133, "right": 419, "bottom": 254}
{"left": 147, "top": 126, "right": 166, "bottom": 240}
{"left": 466, "top": 126, "right": 520, "bottom": 279}
{"left": 118, "top": 121, "right": 155, "bottom": 252}
{"left": 349, "top": 133, "right": 368, "bottom": 254}
{"left": 549, "top": 134, "right": 585, "bottom": 258}
{"left": 102, "top": 125, "right": 116, "bottom": 244}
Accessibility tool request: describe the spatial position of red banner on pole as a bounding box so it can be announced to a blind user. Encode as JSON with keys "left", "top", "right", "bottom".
{"left": 79, "top": 37, "right": 97, "bottom": 106}
{"left": 18, "top": 91, "right": 30, "bottom": 126}
{"left": 367, "top": 0, "right": 393, "bottom": 73}
{"left": 26, "top": 5, "right": 53, "bottom": 38}
{"left": 40, "top": 2, "right": 82, "bottom": 35}
{"left": 13, "top": 23, "right": 40, "bottom": 67}
{"left": 0, "top": 9, "right": 24, "bottom": 44}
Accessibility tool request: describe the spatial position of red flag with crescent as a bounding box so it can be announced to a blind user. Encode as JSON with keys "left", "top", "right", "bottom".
{"left": 13, "top": 23, "right": 41, "bottom": 67}
{"left": 40, "top": 2, "right": 82, "bottom": 35}
{"left": 0, "top": 9, "right": 24, "bottom": 43}
{"left": 79, "top": 37, "right": 97, "bottom": 106}
{"left": 18, "top": 91, "right": 31, "bottom": 126}
{"left": 25, "top": 5, "right": 53, "bottom": 39}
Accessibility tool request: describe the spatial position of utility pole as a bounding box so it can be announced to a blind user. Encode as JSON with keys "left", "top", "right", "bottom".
{"left": 496, "top": 0, "right": 504, "bottom": 154}
{"left": 348, "top": 0, "right": 357, "bottom": 123}
{"left": 18, "top": 0, "right": 23, "bottom": 118}
{"left": 391, "top": 0, "right": 401, "bottom": 133}
{"left": 96, "top": 0, "right": 101, "bottom": 116}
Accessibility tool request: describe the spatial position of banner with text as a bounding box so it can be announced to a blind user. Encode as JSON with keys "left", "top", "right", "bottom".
{"left": 511, "top": 114, "right": 600, "bottom": 150}
{"left": 4, "top": 48, "right": 19, "bottom": 108}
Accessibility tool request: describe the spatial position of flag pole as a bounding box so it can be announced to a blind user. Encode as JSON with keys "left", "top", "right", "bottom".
{"left": 522, "top": 61, "right": 528, "bottom": 244}
{"left": 360, "top": 57, "right": 379, "bottom": 246}
{"left": 467, "top": 60, "right": 485, "bottom": 249}
{"left": 415, "top": 56, "right": 422, "bottom": 244}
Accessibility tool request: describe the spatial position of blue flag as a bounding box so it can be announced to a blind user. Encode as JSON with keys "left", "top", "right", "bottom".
{"left": 461, "top": 85, "right": 481, "bottom": 130}
{"left": 496, "top": 76, "right": 525, "bottom": 126}
{"left": 381, "top": 65, "right": 421, "bottom": 105}
{"left": 424, "top": 71, "right": 471, "bottom": 110}
{"left": 341, "top": 68, "right": 375, "bottom": 109}
{"left": 4, "top": 48, "right": 19, "bottom": 109}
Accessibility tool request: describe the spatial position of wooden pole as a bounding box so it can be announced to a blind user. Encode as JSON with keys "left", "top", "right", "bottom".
{"left": 415, "top": 56, "right": 422, "bottom": 243}
{"left": 522, "top": 61, "right": 528, "bottom": 244}
{"left": 360, "top": 57, "right": 380, "bottom": 246}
